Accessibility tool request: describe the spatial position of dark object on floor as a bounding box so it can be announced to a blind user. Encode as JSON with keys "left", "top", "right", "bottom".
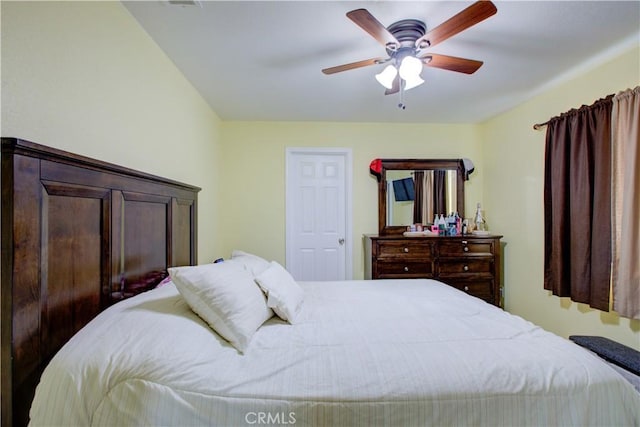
{"left": 569, "top": 335, "right": 640, "bottom": 376}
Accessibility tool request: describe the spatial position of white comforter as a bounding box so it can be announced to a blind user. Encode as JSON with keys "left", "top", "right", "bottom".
{"left": 29, "top": 279, "right": 640, "bottom": 426}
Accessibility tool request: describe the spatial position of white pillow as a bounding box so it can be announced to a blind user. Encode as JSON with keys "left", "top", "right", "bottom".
{"left": 169, "top": 262, "right": 273, "bottom": 353}
{"left": 231, "top": 250, "right": 271, "bottom": 276}
{"left": 255, "top": 261, "right": 304, "bottom": 323}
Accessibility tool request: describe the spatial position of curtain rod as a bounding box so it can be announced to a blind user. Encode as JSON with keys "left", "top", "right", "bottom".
{"left": 533, "top": 93, "right": 615, "bottom": 131}
{"left": 533, "top": 120, "right": 549, "bottom": 131}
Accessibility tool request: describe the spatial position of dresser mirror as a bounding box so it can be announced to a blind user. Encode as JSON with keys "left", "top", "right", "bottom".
{"left": 377, "top": 159, "right": 465, "bottom": 235}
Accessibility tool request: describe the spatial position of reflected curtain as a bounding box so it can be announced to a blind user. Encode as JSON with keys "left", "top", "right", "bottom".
{"left": 413, "top": 171, "right": 424, "bottom": 224}
{"left": 424, "top": 171, "right": 434, "bottom": 222}
{"left": 412, "top": 171, "right": 434, "bottom": 224}
{"left": 612, "top": 87, "right": 640, "bottom": 319}
{"left": 433, "top": 170, "right": 446, "bottom": 215}
{"left": 543, "top": 95, "right": 613, "bottom": 311}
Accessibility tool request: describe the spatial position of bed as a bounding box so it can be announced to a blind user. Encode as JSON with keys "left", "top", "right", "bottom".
{"left": 28, "top": 277, "right": 640, "bottom": 426}
{"left": 3, "top": 139, "right": 639, "bottom": 427}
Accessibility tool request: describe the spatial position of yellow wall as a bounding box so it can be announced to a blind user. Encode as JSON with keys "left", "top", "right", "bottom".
{"left": 1, "top": 1, "right": 223, "bottom": 263}
{"left": 2, "top": 1, "right": 638, "bottom": 350}
{"left": 219, "top": 47, "right": 640, "bottom": 349}
{"left": 219, "top": 121, "right": 483, "bottom": 277}
{"left": 481, "top": 45, "right": 640, "bottom": 349}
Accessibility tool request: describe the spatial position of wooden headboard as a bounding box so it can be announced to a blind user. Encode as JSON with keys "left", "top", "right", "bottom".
{"left": 1, "top": 138, "right": 200, "bottom": 427}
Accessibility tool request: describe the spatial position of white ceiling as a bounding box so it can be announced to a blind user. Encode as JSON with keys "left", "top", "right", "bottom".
{"left": 123, "top": 1, "right": 640, "bottom": 124}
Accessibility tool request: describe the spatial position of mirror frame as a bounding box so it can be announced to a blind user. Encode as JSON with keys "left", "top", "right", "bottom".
{"left": 377, "top": 159, "right": 465, "bottom": 235}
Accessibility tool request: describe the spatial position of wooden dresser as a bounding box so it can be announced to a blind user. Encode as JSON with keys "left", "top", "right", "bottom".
{"left": 365, "top": 234, "right": 503, "bottom": 307}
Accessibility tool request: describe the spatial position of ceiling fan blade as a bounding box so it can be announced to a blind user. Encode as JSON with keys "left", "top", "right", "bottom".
{"left": 385, "top": 75, "right": 400, "bottom": 95}
{"left": 422, "top": 53, "right": 483, "bottom": 74}
{"left": 415, "top": 1, "right": 497, "bottom": 49}
{"left": 322, "top": 57, "right": 385, "bottom": 75}
{"left": 347, "top": 9, "right": 399, "bottom": 49}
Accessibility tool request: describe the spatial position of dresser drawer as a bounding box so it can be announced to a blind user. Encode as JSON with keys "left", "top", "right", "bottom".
{"left": 443, "top": 279, "right": 495, "bottom": 303}
{"left": 375, "top": 260, "right": 434, "bottom": 278}
{"left": 365, "top": 234, "right": 502, "bottom": 307}
{"left": 439, "top": 239, "right": 494, "bottom": 256}
{"left": 438, "top": 258, "right": 493, "bottom": 275}
{"left": 375, "top": 241, "right": 434, "bottom": 259}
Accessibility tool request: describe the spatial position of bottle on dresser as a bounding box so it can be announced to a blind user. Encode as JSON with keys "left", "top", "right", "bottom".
{"left": 474, "top": 202, "right": 486, "bottom": 232}
{"left": 437, "top": 214, "right": 446, "bottom": 235}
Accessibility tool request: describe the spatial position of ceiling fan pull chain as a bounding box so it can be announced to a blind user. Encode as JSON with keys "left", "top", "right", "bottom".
{"left": 398, "top": 81, "right": 406, "bottom": 110}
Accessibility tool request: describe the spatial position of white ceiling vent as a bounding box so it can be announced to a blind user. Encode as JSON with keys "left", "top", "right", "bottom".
{"left": 167, "top": 0, "right": 202, "bottom": 7}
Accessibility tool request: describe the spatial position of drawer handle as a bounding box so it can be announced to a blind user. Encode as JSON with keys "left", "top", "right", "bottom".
{"left": 461, "top": 240, "right": 468, "bottom": 244}
{"left": 463, "top": 246, "right": 469, "bottom": 252}
{"left": 403, "top": 247, "right": 409, "bottom": 253}
{"left": 463, "top": 265, "right": 469, "bottom": 271}
{"left": 404, "top": 266, "right": 409, "bottom": 272}
{"left": 464, "top": 286, "right": 470, "bottom": 292}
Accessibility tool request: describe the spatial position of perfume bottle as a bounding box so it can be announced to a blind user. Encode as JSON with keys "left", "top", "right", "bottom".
{"left": 474, "top": 203, "right": 486, "bottom": 232}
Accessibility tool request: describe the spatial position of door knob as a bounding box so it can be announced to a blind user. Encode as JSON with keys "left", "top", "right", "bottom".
{"left": 338, "top": 238, "right": 345, "bottom": 245}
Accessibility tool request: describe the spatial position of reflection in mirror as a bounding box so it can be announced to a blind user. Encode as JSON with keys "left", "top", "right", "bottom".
{"left": 376, "top": 159, "right": 466, "bottom": 235}
{"left": 386, "top": 170, "right": 458, "bottom": 226}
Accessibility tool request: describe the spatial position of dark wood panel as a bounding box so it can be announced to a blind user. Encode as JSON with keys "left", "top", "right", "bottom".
{"left": 375, "top": 260, "right": 434, "bottom": 278}
{"left": 38, "top": 150, "right": 198, "bottom": 200}
{"left": 121, "top": 193, "right": 169, "bottom": 296}
{"left": 2, "top": 154, "right": 42, "bottom": 427}
{"left": 439, "top": 239, "right": 494, "bottom": 256}
{"left": 172, "top": 198, "right": 196, "bottom": 266}
{"left": 1, "top": 138, "right": 200, "bottom": 427}
{"left": 438, "top": 258, "right": 493, "bottom": 275}
{"left": 375, "top": 240, "right": 434, "bottom": 258}
{"left": 41, "top": 183, "right": 110, "bottom": 360}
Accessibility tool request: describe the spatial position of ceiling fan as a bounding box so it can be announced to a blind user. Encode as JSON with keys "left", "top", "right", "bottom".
{"left": 322, "top": 1, "right": 497, "bottom": 105}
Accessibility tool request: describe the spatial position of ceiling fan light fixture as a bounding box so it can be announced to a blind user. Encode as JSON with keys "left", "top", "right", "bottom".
{"left": 324, "top": 2, "right": 498, "bottom": 101}
{"left": 398, "top": 55, "right": 423, "bottom": 81}
{"left": 375, "top": 64, "right": 398, "bottom": 89}
{"left": 403, "top": 74, "right": 424, "bottom": 90}
{"left": 398, "top": 55, "right": 424, "bottom": 91}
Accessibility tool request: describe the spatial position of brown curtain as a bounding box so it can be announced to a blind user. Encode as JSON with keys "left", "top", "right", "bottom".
{"left": 612, "top": 87, "right": 640, "bottom": 319}
{"left": 433, "top": 170, "right": 446, "bottom": 215}
{"left": 413, "top": 171, "right": 424, "bottom": 224}
{"left": 413, "top": 171, "right": 435, "bottom": 224}
{"left": 543, "top": 95, "right": 613, "bottom": 311}
{"left": 424, "top": 171, "right": 434, "bottom": 223}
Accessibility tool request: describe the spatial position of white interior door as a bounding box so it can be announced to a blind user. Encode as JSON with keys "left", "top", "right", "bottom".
{"left": 286, "top": 148, "right": 352, "bottom": 281}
